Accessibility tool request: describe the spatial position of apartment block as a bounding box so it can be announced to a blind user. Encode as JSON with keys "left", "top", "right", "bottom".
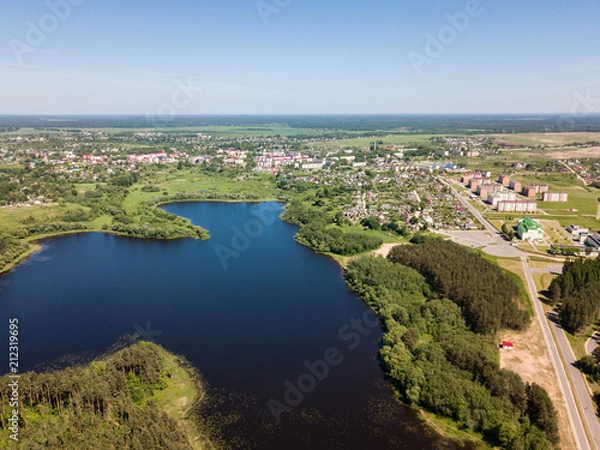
{"left": 542, "top": 192, "right": 568, "bottom": 202}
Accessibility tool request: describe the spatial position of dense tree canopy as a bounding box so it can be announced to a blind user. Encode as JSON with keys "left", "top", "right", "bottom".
{"left": 549, "top": 258, "right": 600, "bottom": 332}
{"left": 345, "top": 256, "right": 557, "bottom": 449}
{"left": 282, "top": 201, "right": 383, "bottom": 256}
{"left": 0, "top": 342, "right": 212, "bottom": 449}
{"left": 388, "top": 240, "right": 530, "bottom": 334}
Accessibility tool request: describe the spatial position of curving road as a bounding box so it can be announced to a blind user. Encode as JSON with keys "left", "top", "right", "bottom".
{"left": 444, "top": 179, "right": 600, "bottom": 450}
{"left": 587, "top": 332, "right": 600, "bottom": 357}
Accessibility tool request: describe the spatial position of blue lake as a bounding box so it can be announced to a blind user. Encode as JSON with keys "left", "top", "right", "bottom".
{"left": 0, "top": 202, "right": 469, "bottom": 449}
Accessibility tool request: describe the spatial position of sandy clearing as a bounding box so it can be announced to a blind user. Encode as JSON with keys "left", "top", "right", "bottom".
{"left": 372, "top": 243, "right": 400, "bottom": 258}
{"left": 548, "top": 146, "right": 600, "bottom": 159}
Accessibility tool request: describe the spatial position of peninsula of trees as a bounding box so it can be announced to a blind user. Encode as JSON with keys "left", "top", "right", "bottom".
{"left": 0, "top": 342, "right": 215, "bottom": 449}
{"left": 344, "top": 243, "right": 557, "bottom": 449}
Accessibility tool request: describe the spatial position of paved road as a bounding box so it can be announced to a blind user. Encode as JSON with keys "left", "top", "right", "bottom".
{"left": 546, "top": 302, "right": 600, "bottom": 449}
{"left": 587, "top": 331, "right": 600, "bottom": 357}
{"left": 521, "top": 257, "right": 594, "bottom": 450}
{"left": 444, "top": 178, "right": 600, "bottom": 449}
{"left": 444, "top": 182, "right": 525, "bottom": 256}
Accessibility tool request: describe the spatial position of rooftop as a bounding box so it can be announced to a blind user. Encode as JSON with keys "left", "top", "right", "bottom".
{"left": 518, "top": 217, "right": 543, "bottom": 232}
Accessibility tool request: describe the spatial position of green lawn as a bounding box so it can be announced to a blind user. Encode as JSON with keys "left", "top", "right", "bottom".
{"left": 123, "top": 170, "right": 279, "bottom": 212}
{"left": 0, "top": 204, "right": 66, "bottom": 230}
{"left": 339, "top": 225, "right": 408, "bottom": 244}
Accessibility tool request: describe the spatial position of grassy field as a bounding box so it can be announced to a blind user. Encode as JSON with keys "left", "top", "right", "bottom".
{"left": 482, "top": 132, "right": 600, "bottom": 147}
{"left": 475, "top": 171, "right": 600, "bottom": 230}
{"left": 512, "top": 174, "right": 600, "bottom": 228}
{"left": 123, "top": 170, "right": 279, "bottom": 212}
{"left": 339, "top": 225, "right": 408, "bottom": 244}
{"left": 479, "top": 252, "right": 534, "bottom": 316}
{"left": 0, "top": 204, "right": 70, "bottom": 230}
{"left": 420, "top": 410, "right": 491, "bottom": 450}
{"left": 313, "top": 134, "right": 442, "bottom": 149}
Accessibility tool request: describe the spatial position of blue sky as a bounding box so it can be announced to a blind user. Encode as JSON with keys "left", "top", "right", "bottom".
{"left": 0, "top": 0, "right": 599, "bottom": 114}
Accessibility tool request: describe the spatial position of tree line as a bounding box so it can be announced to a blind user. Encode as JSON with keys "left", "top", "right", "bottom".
{"left": 344, "top": 256, "right": 558, "bottom": 449}
{"left": 0, "top": 235, "right": 30, "bottom": 272}
{"left": 549, "top": 257, "right": 600, "bottom": 332}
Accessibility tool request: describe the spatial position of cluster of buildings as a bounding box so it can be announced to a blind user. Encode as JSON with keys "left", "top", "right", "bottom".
{"left": 547, "top": 224, "right": 600, "bottom": 255}
{"left": 127, "top": 151, "right": 179, "bottom": 165}
{"left": 438, "top": 136, "right": 487, "bottom": 157}
{"left": 566, "top": 225, "right": 600, "bottom": 251}
{"left": 461, "top": 172, "right": 538, "bottom": 213}
{"left": 460, "top": 172, "right": 573, "bottom": 213}
{"left": 501, "top": 175, "right": 569, "bottom": 202}
{"left": 82, "top": 154, "right": 106, "bottom": 164}
{"left": 567, "top": 225, "right": 590, "bottom": 243}
{"left": 253, "top": 154, "right": 325, "bottom": 172}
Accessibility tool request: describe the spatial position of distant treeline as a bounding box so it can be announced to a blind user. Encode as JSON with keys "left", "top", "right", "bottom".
{"left": 145, "top": 191, "right": 271, "bottom": 206}
{"left": 282, "top": 201, "right": 383, "bottom": 256}
{"left": 549, "top": 258, "right": 600, "bottom": 332}
{"left": 345, "top": 256, "right": 557, "bottom": 449}
{"left": 2, "top": 115, "right": 600, "bottom": 133}
{"left": 0, "top": 342, "right": 212, "bottom": 449}
{"left": 388, "top": 241, "right": 530, "bottom": 334}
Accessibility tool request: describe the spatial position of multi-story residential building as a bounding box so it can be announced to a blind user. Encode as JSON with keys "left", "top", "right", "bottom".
{"left": 542, "top": 192, "right": 568, "bottom": 202}
{"left": 497, "top": 200, "right": 537, "bottom": 213}
{"left": 509, "top": 180, "right": 522, "bottom": 192}
{"left": 487, "top": 191, "right": 517, "bottom": 207}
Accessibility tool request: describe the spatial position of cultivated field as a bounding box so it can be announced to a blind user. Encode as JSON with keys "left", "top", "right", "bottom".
{"left": 485, "top": 132, "right": 600, "bottom": 147}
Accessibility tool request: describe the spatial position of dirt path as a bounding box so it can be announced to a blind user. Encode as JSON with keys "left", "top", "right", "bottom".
{"left": 372, "top": 243, "right": 399, "bottom": 258}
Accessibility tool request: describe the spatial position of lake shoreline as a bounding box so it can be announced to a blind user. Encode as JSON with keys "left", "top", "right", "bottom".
{"left": 0, "top": 200, "right": 479, "bottom": 449}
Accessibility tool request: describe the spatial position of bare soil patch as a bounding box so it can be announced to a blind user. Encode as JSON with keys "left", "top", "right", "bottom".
{"left": 548, "top": 146, "right": 600, "bottom": 159}
{"left": 501, "top": 321, "right": 577, "bottom": 450}
{"left": 372, "top": 243, "right": 400, "bottom": 258}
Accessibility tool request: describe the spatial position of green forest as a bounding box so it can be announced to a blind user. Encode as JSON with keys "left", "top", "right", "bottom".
{"left": 282, "top": 201, "right": 383, "bottom": 256}
{"left": 345, "top": 255, "right": 557, "bottom": 449}
{"left": 0, "top": 342, "right": 214, "bottom": 449}
{"left": 549, "top": 257, "right": 600, "bottom": 332}
{"left": 0, "top": 235, "right": 30, "bottom": 272}
{"left": 387, "top": 241, "right": 531, "bottom": 335}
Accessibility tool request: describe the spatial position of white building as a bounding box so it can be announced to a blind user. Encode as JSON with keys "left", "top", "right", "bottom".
{"left": 488, "top": 191, "right": 516, "bottom": 207}
{"left": 497, "top": 200, "right": 537, "bottom": 213}
{"left": 517, "top": 217, "right": 544, "bottom": 241}
{"left": 542, "top": 192, "right": 568, "bottom": 202}
{"left": 567, "top": 224, "right": 590, "bottom": 242}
